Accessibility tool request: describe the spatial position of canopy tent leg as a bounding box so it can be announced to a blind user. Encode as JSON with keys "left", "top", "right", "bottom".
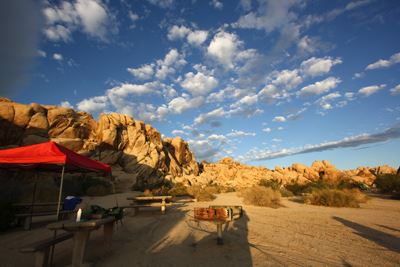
{"left": 28, "top": 173, "right": 38, "bottom": 230}
{"left": 49, "top": 165, "right": 66, "bottom": 267}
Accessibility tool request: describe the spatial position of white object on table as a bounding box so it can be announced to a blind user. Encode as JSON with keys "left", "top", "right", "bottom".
{"left": 76, "top": 208, "right": 82, "bottom": 222}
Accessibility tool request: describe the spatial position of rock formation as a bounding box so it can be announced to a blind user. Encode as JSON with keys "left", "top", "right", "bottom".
{"left": 0, "top": 98, "right": 199, "bottom": 189}
{"left": 0, "top": 98, "right": 396, "bottom": 190}
{"left": 174, "top": 157, "right": 396, "bottom": 188}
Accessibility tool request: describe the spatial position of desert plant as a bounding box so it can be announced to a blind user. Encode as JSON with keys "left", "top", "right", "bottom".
{"left": 259, "top": 179, "right": 281, "bottom": 190}
{"left": 337, "top": 179, "right": 370, "bottom": 191}
{"left": 304, "top": 189, "right": 368, "bottom": 208}
{"left": 279, "top": 187, "right": 294, "bottom": 197}
{"left": 284, "top": 180, "right": 332, "bottom": 196}
{"left": 187, "top": 185, "right": 216, "bottom": 201}
{"left": 374, "top": 174, "right": 400, "bottom": 193}
{"left": 168, "top": 183, "right": 188, "bottom": 196}
{"left": 195, "top": 190, "right": 216, "bottom": 202}
{"left": 241, "top": 186, "right": 281, "bottom": 208}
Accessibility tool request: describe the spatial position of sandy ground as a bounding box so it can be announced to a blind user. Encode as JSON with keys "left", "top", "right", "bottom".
{"left": 0, "top": 192, "right": 399, "bottom": 267}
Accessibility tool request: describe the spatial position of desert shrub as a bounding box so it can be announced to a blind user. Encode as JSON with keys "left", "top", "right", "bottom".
{"left": 285, "top": 180, "right": 332, "bottom": 196}
{"left": 374, "top": 174, "right": 400, "bottom": 193}
{"left": 151, "top": 185, "right": 171, "bottom": 196}
{"left": 259, "top": 179, "right": 281, "bottom": 190}
{"left": 219, "top": 186, "right": 236, "bottom": 193}
{"left": 83, "top": 177, "right": 112, "bottom": 196}
{"left": 195, "top": 190, "right": 216, "bottom": 202}
{"left": 241, "top": 186, "right": 281, "bottom": 208}
{"left": 187, "top": 185, "right": 216, "bottom": 201}
{"left": 304, "top": 189, "right": 368, "bottom": 208}
{"left": 204, "top": 185, "right": 221, "bottom": 194}
{"left": 279, "top": 187, "right": 294, "bottom": 197}
{"left": 337, "top": 179, "right": 370, "bottom": 191}
{"left": 168, "top": 183, "right": 188, "bottom": 197}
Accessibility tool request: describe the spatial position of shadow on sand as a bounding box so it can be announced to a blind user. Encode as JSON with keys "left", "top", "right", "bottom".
{"left": 333, "top": 216, "right": 400, "bottom": 253}
{"left": 86, "top": 206, "right": 253, "bottom": 267}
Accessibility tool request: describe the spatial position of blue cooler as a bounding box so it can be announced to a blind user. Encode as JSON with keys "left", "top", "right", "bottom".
{"left": 63, "top": 196, "right": 82, "bottom": 211}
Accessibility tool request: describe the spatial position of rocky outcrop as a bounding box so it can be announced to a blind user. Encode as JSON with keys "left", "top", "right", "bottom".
{"left": 0, "top": 99, "right": 198, "bottom": 189}
{"left": 0, "top": 98, "right": 396, "bottom": 190}
{"left": 174, "top": 157, "right": 396, "bottom": 188}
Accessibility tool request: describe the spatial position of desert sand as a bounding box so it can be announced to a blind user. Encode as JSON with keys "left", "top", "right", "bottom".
{"left": 0, "top": 192, "right": 399, "bottom": 267}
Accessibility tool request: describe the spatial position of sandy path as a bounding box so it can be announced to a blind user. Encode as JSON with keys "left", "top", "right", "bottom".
{"left": 0, "top": 193, "right": 399, "bottom": 266}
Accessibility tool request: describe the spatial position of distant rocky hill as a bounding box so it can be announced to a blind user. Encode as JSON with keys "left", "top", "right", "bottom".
{"left": 0, "top": 98, "right": 396, "bottom": 189}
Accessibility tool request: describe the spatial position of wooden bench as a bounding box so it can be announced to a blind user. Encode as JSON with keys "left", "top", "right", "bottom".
{"left": 20, "top": 232, "right": 73, "bottom": 267}
{"left": 13, "top": 202, "right": 74, "bottom": 230}
{"left": 126, "top": 196, "right": 173, "bottom": 215}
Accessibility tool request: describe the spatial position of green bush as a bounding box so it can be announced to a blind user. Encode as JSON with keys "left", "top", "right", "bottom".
{"left": 304, "top": 189, "right": 368, "bottom": 208}
{"left": 337, "top": 179, "right": 370, "bottom": 191}
{"left": 374, "top": 174, "right": 400, "bottom": 193}
{"left": 285, "top": 180, "right": 332, "bottom": 196}
{"left": 241, "top": 186, "right": 281, "bottom": 208}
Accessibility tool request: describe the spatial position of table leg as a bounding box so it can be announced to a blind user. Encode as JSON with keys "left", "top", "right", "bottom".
{"left": 103, "top": 221, "right": 114, "bottom": 249}
{"left": 161, "top": 199, "right": 166, "bottom": 214}
{"left": 72, "top": 230, "right": 91, "bottom": 267}
{"left": 217, "top": 222, "right": 223, "bottom": 245}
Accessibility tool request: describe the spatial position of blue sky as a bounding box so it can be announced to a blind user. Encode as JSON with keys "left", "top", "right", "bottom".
{"left": 4, "top": 0, "right": 400, "bottom": 169}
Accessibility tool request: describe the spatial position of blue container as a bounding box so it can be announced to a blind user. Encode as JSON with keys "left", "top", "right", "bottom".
{"left": 63, "top": 196, "right": 82, "bottom": 211}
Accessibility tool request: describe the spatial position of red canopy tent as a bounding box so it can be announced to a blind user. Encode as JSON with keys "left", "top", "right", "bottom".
{"left": 0, "top": 141, "right": 112, "bottom": 223}
{"left": 0, "top": 141, "right": 111, "bottom": 173}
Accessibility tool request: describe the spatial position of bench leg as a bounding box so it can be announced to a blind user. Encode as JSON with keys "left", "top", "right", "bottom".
{"left": 24, "top": 217, "right": 32, "bottom": 230}
{"left": 72, "top": 230, "right": 90, "bottom": 267}
{"left": 133, "top": 207, "right": 139, "bottom": 216}
{"left": 217, "top": 222, "right": 223, "bottom": 245}
{"left": 34, "top": 249, "right": 50, "bottom": 267}
{"left": 161, "top": 200, "right": 166, "bottom": 214}
{"left": 103, "top": 221, "right": 114, "bottom": 249}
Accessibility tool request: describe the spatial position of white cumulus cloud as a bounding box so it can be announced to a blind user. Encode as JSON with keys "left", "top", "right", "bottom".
{"left": 300, "top": 56, "right": 342, "bottom": 77}
{"left": 390, "top": 84, "right": 400, "bottom": 95}
{"left": 298, "top": 77, "right": 341, "bottom": 96}
{"left": 207, "top": 31, "right": 243, "bottom": 69}
{"left": 366, "top": 52, "right": 400, "bottom": 70}
{"left": 358, "top": 84, "right": 386, "bottom": 97}
{"left": 180, "top": 71, "right": 218, "bottom": 96}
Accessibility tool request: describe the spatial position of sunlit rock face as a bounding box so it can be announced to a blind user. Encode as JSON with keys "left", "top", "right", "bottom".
{"left": 0, "top": 98, "right": 396, "bottom": 189}
{"left": 0, "top": 98, "right": 199, "bottom": 189}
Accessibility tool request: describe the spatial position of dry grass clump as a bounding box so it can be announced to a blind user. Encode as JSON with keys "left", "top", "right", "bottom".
{"left": 187, "top": 185, "right": 216, "bottom": 202}
{"left": 168, "top": 183, "right": 188, "bottom": 197}
{"left": 304, "top": 189, "right": 368, "bottom": 208}
{"left": 374, "top": 174, "right": 400, "bottom": 194}
{"left": 241, "top": 186, "right": 281, "bottom": 208}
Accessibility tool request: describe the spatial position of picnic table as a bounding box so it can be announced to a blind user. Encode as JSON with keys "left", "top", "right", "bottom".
{"left": 126, "top": 195, "right": 173, "bottom": 215}
{"left": 47, "top": 216, "right": 116, "bottom": 267}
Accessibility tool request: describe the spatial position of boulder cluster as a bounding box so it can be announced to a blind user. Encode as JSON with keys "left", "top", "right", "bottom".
{"left": 0, "top": 98, "right": 396, "bottom": 189}
{"left": 177, "top": 157, "right": 396, "bottom": 187}
{"left": 0, "top": 98, "right": 198, "bottom": 188}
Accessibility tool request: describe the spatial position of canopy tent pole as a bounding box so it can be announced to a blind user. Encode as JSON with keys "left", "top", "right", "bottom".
{"left": 55, "top": 165, "right": 66, "bottom": 221}
{"left": 50, "top": 165, "right": 66, "bottom": 267}
{"left": 28, "top": 172, "right": 38, "bottom": 230}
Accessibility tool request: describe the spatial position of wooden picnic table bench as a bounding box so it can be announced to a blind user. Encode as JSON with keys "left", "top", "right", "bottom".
{"left": 13, "top": 202, "right": 73, "bottom": 230}
{"left": 47, "top": 217, "right": 116, "bottom": 267}
{"left": 15, "top": 210, "right": 75, "bottom": 230}
{"left": 126, "top": 196, "right": 173, "bottom": 215}
{"left": 20, "top": 232, "right": 73, "bottom": 267}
